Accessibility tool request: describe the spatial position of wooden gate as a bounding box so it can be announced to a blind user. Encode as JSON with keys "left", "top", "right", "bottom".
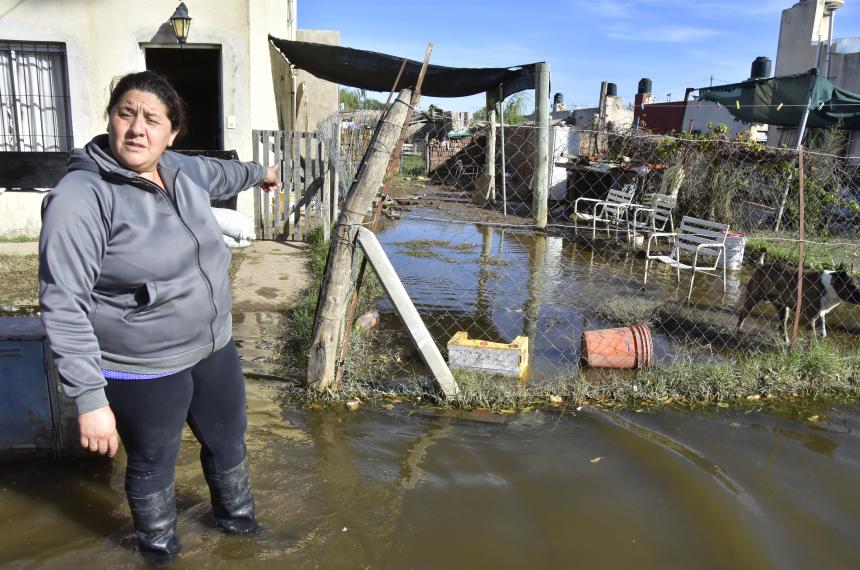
{"left": 252, "top": 130, "right": 338, "bottom": 241}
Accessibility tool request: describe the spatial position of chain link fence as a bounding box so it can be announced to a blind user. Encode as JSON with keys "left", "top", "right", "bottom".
{"left": 315, "top": 110, "right": 860, "bottom": 386}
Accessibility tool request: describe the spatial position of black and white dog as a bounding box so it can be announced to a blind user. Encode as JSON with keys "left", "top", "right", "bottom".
{"left": 737, "top": 262, "right": 860, "bottom": 342}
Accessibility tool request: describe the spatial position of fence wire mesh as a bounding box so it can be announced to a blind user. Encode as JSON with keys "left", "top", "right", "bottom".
{"left": 316, "top": 110, "right": 860, "bottom": 386}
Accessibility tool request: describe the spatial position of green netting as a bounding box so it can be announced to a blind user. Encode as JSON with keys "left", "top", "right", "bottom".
{"left": 699, "top": 69, "right": 860, "bottom": 130}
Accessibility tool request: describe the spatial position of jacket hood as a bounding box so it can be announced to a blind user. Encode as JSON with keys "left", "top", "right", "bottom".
{"left": 67, "top": 134, "right": 140, "bottom": 180}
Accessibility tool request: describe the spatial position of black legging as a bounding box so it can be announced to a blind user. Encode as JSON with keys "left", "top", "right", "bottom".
{"left": 104, "top": 340, "right": 247, "bottom": 497}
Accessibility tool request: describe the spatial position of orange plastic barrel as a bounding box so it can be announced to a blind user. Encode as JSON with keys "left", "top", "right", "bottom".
{"left": 581, "top": 324, "right": 653, "bottom": 369}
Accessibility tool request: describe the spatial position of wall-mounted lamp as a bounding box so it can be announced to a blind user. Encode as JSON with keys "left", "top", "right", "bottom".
{"left": 169, "top": 3, "right": 192, "bottom": 45}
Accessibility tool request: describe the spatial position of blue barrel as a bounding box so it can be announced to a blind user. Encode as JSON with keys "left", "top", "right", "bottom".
{"left": 0, "top": 317, "right": 79, "bottom": 458}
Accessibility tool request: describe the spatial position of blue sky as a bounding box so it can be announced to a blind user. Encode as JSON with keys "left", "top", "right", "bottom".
{"left": 298, "top": 0, "right": 860, "bottom": 114}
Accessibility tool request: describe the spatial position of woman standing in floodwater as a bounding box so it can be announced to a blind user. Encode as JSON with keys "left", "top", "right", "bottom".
{"left": 38, "top": 71, "right": 277, "bottom": 562}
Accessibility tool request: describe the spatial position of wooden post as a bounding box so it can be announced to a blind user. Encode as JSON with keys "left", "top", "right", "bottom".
{"left": 595, "top": 81, "right": 608, "bottom": 156}
{"left": 790, "top": 148, "right": 806, "bottom": 349}
{"left": 307, "top": 89, "right": 413, "bottom": 391}
{"left": 472, "top": 90, "right": 496, "bottom": 205}
{"left": 532, "top": 62, "right": 550, "bottom": 229}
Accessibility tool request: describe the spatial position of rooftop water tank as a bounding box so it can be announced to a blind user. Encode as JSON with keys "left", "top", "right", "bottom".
{"left": 638, "top": 78, "right": 652, "bottom": 94}
{"left": 606, "top": 83, "right": 618, "bottom": 97}
{"left": 553, "top": 92, "right": 564, "bottom": 105}
{"left": 750, "top": 56, "right": 772, "bottom": 79}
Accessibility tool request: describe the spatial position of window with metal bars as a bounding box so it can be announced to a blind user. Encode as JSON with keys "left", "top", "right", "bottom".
{"left": 0, "top": 41, "right": 73, "bottom": 152}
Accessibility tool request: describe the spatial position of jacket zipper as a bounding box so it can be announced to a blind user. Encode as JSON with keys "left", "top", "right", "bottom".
{"left": 136, "top": 173, "right": 219, "bottom": 353}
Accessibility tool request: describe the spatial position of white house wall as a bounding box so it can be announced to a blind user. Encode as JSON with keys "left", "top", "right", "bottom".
{"left": 294, "top": 29, "right": 340, "bottom": 134}
{"left": 0, "top": 0, "right": 296, "bottom": 234}
{"left": 681, "top": 100, "right": 764, "bottom": 140}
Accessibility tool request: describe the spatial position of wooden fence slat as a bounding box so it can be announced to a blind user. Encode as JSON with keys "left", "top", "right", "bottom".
{"left": 321, "top": 140, "right": 330, "bottom": 240}
{"left": 292, "top": 130, "right": 301, "bottom": 239}
{"left": 261, "top": 131, "right": 271, "bottom": 240}
{"left": 304, "top": 131, "right": 313, "bottom": 237}
{"left": 252, "top": 130, "right": 261, "bottom": 238}
{"left": 313, "top": 138, "right": 321, "bottom": 229}
{"left": 248, "top": 129, "right": 339, "bottom": 243}
{"left": 272, "top": 131, "right": 282, "bottom": 240}
{"left": 283, "top": 132, "right": 293, "bottom": 240}
{"left": 331, "top": 122, "right": 340, "bottom": 225}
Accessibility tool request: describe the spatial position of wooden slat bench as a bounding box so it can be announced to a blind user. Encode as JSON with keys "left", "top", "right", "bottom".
{"left": 643, "top": 215, "right": 730, "bottom": 300}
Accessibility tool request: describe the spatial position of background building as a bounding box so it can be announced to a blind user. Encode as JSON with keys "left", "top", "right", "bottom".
{"left": 0, "top": 0, "right": 339, "bottom": 237}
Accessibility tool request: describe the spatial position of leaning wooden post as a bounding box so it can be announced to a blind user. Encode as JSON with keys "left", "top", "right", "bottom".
{"left": 307, "top": 89, "right": 413, "bottom": 391}
{"left": 472, "top": 90, "right": 496, "bottom": 205}
{"left": 532, "top": 62, "right": 550, "bottom": 229}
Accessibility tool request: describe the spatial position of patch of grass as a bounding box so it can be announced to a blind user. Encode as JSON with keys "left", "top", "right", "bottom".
{"left": 393, "top": 239, "right": 450, "bottom": 249}
{"left": 399, "top": 154, "right": 425, "bottom": 175}
{"left": 228, "top": 251, "right": 244, "bottom": 281}
{"left": 593, "top": 297, "right": 666, "bottom": 326}
{"left": 394, "top": 239, "right": 477, "bottom": 262}
{"left": 0, "top": 235, "right": 38, "bottom": 242}
{"left": 477, "top": 254, "right": 511, "bottom": 267}
{"left": 277, "top": 227, "right": 386, "bottom": 372}
{"left": 747, "top": 234, "right": 860, "bottom": 271}
{"left": 281, "top": 339, "right": 860, "bottom": 413}
{"left": 0, "top": 254, "right": 39, "bottom": 307}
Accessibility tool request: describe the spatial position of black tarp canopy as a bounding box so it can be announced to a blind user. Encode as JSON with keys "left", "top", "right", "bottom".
{"left": 699, "top": 69, "right": 860, "bottom": 130}
{"left": 269, "top": 36, "right": 542, "bottom": 99}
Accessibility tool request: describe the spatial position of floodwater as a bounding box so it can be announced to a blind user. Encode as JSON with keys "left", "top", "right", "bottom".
{"left": 3, "top": 215, "right": 859, "bottom": 567}
{"left": 2, "top": 363, "right": 859, "bottom": 568}
{"left": 374, "top": 209, "right": 860, "bottom": 371}
{"left": 375, "top": 210, "right": 738, "bottom": 374}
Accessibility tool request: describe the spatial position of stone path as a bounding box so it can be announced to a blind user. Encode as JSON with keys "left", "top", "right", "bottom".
{"left": 0, "top": 241, "right": 38, "bottom": 255}
{"left": 230, "top": 240, "right": 310, "bottom": 310}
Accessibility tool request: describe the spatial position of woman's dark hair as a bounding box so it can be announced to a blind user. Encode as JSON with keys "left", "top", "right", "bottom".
{"left": 106, "top": 71, "right": 187, "bottom": 137}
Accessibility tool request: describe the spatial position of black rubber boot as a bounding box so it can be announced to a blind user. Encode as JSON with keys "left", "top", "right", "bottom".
{"left": 204, "top": 458, "right": 257, "bottom": 534}
{"left": 127, "top": 485, "right": 182, "bottom": 563}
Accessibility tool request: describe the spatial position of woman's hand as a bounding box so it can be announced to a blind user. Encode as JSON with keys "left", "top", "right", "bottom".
{"left": 261, "top": 165, "right": 279, "bottom": 193}
{"left": 78, "top": 406, "right": 120, "bottom": 457}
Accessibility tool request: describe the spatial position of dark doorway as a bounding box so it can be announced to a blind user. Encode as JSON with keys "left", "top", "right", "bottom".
{"left": 145, "top": 47, "right": 222, "bottom": 151}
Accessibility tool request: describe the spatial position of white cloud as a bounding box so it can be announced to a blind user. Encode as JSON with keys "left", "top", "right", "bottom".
{"left": 606, "top": 24, "right": 721, "bottom": 43}
{"left": 573, "top": 0, "right": 634, "bottom": 20}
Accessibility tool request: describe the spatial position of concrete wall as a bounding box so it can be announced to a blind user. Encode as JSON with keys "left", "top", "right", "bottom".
{"left": 0, "top": 0, "right": 297, "bottom": 235}
{"left": 681, "top": 100, "right": 768, "bottom": 141}
{"left": 294, "top": 29, "right": 340, "bottom": 133}
{"left": 0, "top": 191, "right": 45, "bottom": 239}
{"left": 774, "top": 0, "right": 829, "bottom": 77}
{"left": 770, "top": 0, "right": 860, "bottom": 152}
{"left": 563, "top": 97, "right": 633, "bottom": 132}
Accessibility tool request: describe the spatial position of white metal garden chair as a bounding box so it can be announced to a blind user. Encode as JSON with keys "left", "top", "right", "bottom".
{"left": 626, "top": 193, "right": 676, "bottom": 245}
{"left": 643, "top": 215, "right": 730, "bottom": 300}
{"left": 573, "top": 182, "right": 637, "bottom": 239}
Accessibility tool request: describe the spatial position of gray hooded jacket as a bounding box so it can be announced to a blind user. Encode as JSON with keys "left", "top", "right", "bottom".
{"left": 39, "top": 135, "right": 266, "bottom": 414}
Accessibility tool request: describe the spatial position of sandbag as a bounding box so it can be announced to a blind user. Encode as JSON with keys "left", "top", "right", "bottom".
{"left": 222, "top": 235, "right": 252, "bottom": 249}
{"left": 211, "top": 208, "right": 255, "bottom": 241}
